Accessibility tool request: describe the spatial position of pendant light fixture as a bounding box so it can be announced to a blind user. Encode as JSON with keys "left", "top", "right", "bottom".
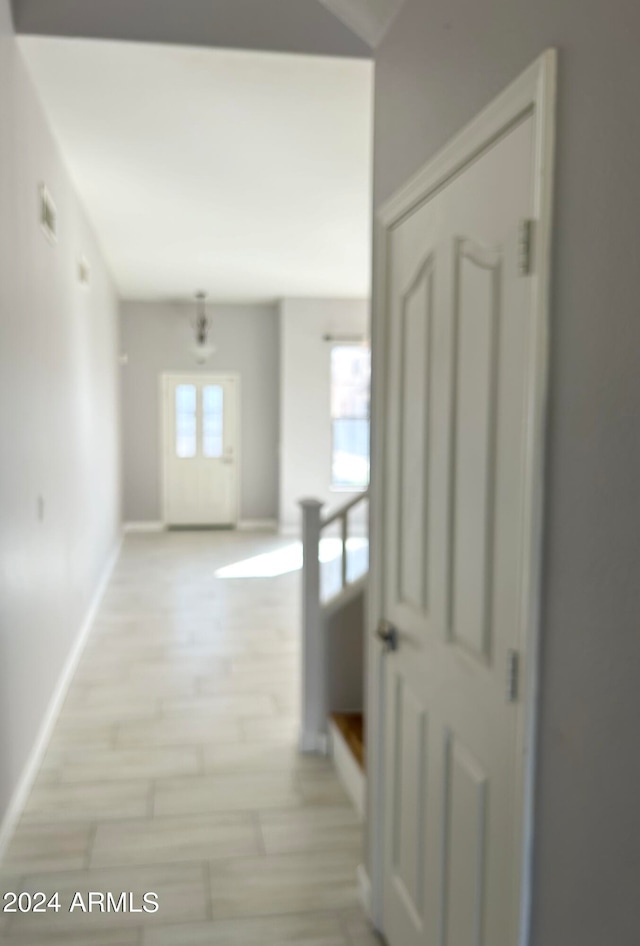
{"left": 191, "top": 291, "right": 216, "bottom": 364}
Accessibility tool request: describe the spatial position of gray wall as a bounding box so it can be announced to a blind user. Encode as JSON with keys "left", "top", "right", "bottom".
{"left": 375, "top": 3, "right": 640, "bottom": 944}
{"left": 12, "top": 0, "right": 370, "bottom": 58}
{"left": 327, "top": 588, "right": 365, "bottom": 714}
{"left": 0, "top": 0, "right": 121, "bottom": 834}
{"left": 120, "top": 301, "right": 279, "bottom": 524}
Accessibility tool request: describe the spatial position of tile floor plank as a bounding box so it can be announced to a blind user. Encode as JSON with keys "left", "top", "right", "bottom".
{"left": 114, "top": 715, "right": 243, "bottom": 749}
{"left": 90, "top": 813, "right": 260, "bottom": 868}
{"left": 21, "top": 780, "right": 151, "bottom": 824}
{"left": 153, "top": 772, "right": 303, "bottom": 817}
{"left": 1, "top": 930, "right": 141, "bottom": 946}
{"left": 51, "top": 747, "right": 201, "bottom": 784}
{"left": 3, "top": 823, "right": 93, "bottom": 872}
{"left": 259, "top": 807, "right": 362, "bottom": 856}
{"left": 143, "top": 911, "right": 348, "bottom": 945}
{"left": 208, "top": 850, "right": 361, "bottom": 919}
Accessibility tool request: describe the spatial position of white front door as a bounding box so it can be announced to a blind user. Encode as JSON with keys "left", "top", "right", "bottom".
{"left": 162, "top": 374, "right": 239, "bottom": 527}
{"left": 372, "top": 56, "right": 555, "bottom": 946}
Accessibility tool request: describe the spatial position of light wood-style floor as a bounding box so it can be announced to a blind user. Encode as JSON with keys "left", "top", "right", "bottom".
{"left": 1, "top": 531, "right": 379, "bottom": 945}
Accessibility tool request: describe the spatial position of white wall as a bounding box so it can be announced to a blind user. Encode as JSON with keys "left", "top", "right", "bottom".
{"left": 120, "top": 301, "right": 279, "bottom": 525}
{"left": 279, "top": 298, "right": 369, "bottom": 532}
{"left": 0, "top": 0, "right": 121, "bottom": 839}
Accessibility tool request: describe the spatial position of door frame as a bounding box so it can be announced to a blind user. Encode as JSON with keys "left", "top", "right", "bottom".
{"left": 366, "top": 51, "right": 557, "bottom": 944}
{"left": 160, "top": 371, "right": 241, "bottom": 528}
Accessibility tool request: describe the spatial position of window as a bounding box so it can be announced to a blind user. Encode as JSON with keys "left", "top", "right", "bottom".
{"left": 331, "top": 345, "right": 371, "bottom": 490}
{"left": 202, "top": 384, "right": 224, "bottom": 458}
{"left": 175, "top": 384, "right": 196, "bottom": 458}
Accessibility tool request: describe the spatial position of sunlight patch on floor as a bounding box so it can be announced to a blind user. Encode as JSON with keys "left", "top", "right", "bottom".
{"left": 214, "top": 538, "right": 368, "bottom": 579}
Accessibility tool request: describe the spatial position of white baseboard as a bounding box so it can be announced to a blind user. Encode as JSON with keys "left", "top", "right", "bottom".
{"left": 299, "top": 730, "right": 329, "bottom": 755}
{"left": 329, "top": 719, "right": 366, "bottom": 821}
{"left": 0, "top": 534, "right": 123, "bottom": 861}
{"left": 123, "top": 521, "right": 165, "bottom": 533}
{"left": 237, "top": 519, "right": 278, "bottom": 533}
{"left": 278, "top": 523, "right": 300, "bottom": 538}
{"left": 125, "top": 520, "right": 280, "bottom": 534}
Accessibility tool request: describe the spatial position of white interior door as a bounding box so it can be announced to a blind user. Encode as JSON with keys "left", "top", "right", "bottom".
{"left": 163, "top": 374, "right": 238, "bottom": 526}
{"left": 372, "top": 57, "right": 555, "bottom": 946}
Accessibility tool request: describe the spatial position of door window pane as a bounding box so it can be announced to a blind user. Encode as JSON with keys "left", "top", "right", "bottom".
{"left": 175, "top": 384, "right": 196, "bottom": 458}
{"left": 331, "top": 346, "right": 371, "bottom": 489}
{"left": 203, "top": 384, "right": 224, "bottom": 458}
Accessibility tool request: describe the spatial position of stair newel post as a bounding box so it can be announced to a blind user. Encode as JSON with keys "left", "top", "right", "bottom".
{"left": 299, "top": 498, "right": 327, "bottom": 754}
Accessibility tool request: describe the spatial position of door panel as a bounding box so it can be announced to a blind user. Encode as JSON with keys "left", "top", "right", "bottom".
{"left": 384, "top": 662, "right": 432, "bottom": 946}
{"left": 163, "top": 374, "right": 238, "bottom": 526}
{"left": 450, "top": 241, "right": 501, "bottom": 662}
{"left": 381, "top": 113, "right": 536, "bottom": 946}
{"left": 442, "top": 734, "right": 488, "bottom": 946}
{"left": 391, "top": 674, "right": 428, "bottom": 919}
{"left": 398, "top": 255, "right": 434, "bottom": 614}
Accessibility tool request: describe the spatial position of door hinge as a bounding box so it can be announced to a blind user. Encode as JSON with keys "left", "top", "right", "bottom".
{"left": 518, "top": 219, "right": 534, "bottom": 276}
{"left": 506, "top": 649, "right": 520, "bottom": 703}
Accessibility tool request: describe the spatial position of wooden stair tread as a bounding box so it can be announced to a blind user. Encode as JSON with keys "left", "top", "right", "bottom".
{"left": 331, "top": 712, "right": 365, "bottom": 772}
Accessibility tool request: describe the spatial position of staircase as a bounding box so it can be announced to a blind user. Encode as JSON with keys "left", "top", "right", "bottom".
{"left": 299, "top": 492, "right": 368, "bottom": 814}
{"left": 331, "top": 712, "right": 365, "bottom": 769}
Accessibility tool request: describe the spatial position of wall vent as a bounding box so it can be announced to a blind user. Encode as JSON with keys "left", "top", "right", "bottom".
{"left": 39, "top": 184, "right": 57, "bottom": 243}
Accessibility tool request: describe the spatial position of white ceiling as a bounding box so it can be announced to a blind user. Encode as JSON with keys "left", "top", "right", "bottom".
{"left": 19, "top": 37, "right": 373, "bottom": 302}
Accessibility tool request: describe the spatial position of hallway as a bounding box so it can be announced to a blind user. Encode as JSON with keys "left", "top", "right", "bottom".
{"left": 1, "top": 532, "right": 374, "bottom": 945}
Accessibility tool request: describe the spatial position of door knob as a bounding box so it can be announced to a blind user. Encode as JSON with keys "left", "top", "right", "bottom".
{"left": 377, "top": 620, "right": 399, "bottom": 652}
